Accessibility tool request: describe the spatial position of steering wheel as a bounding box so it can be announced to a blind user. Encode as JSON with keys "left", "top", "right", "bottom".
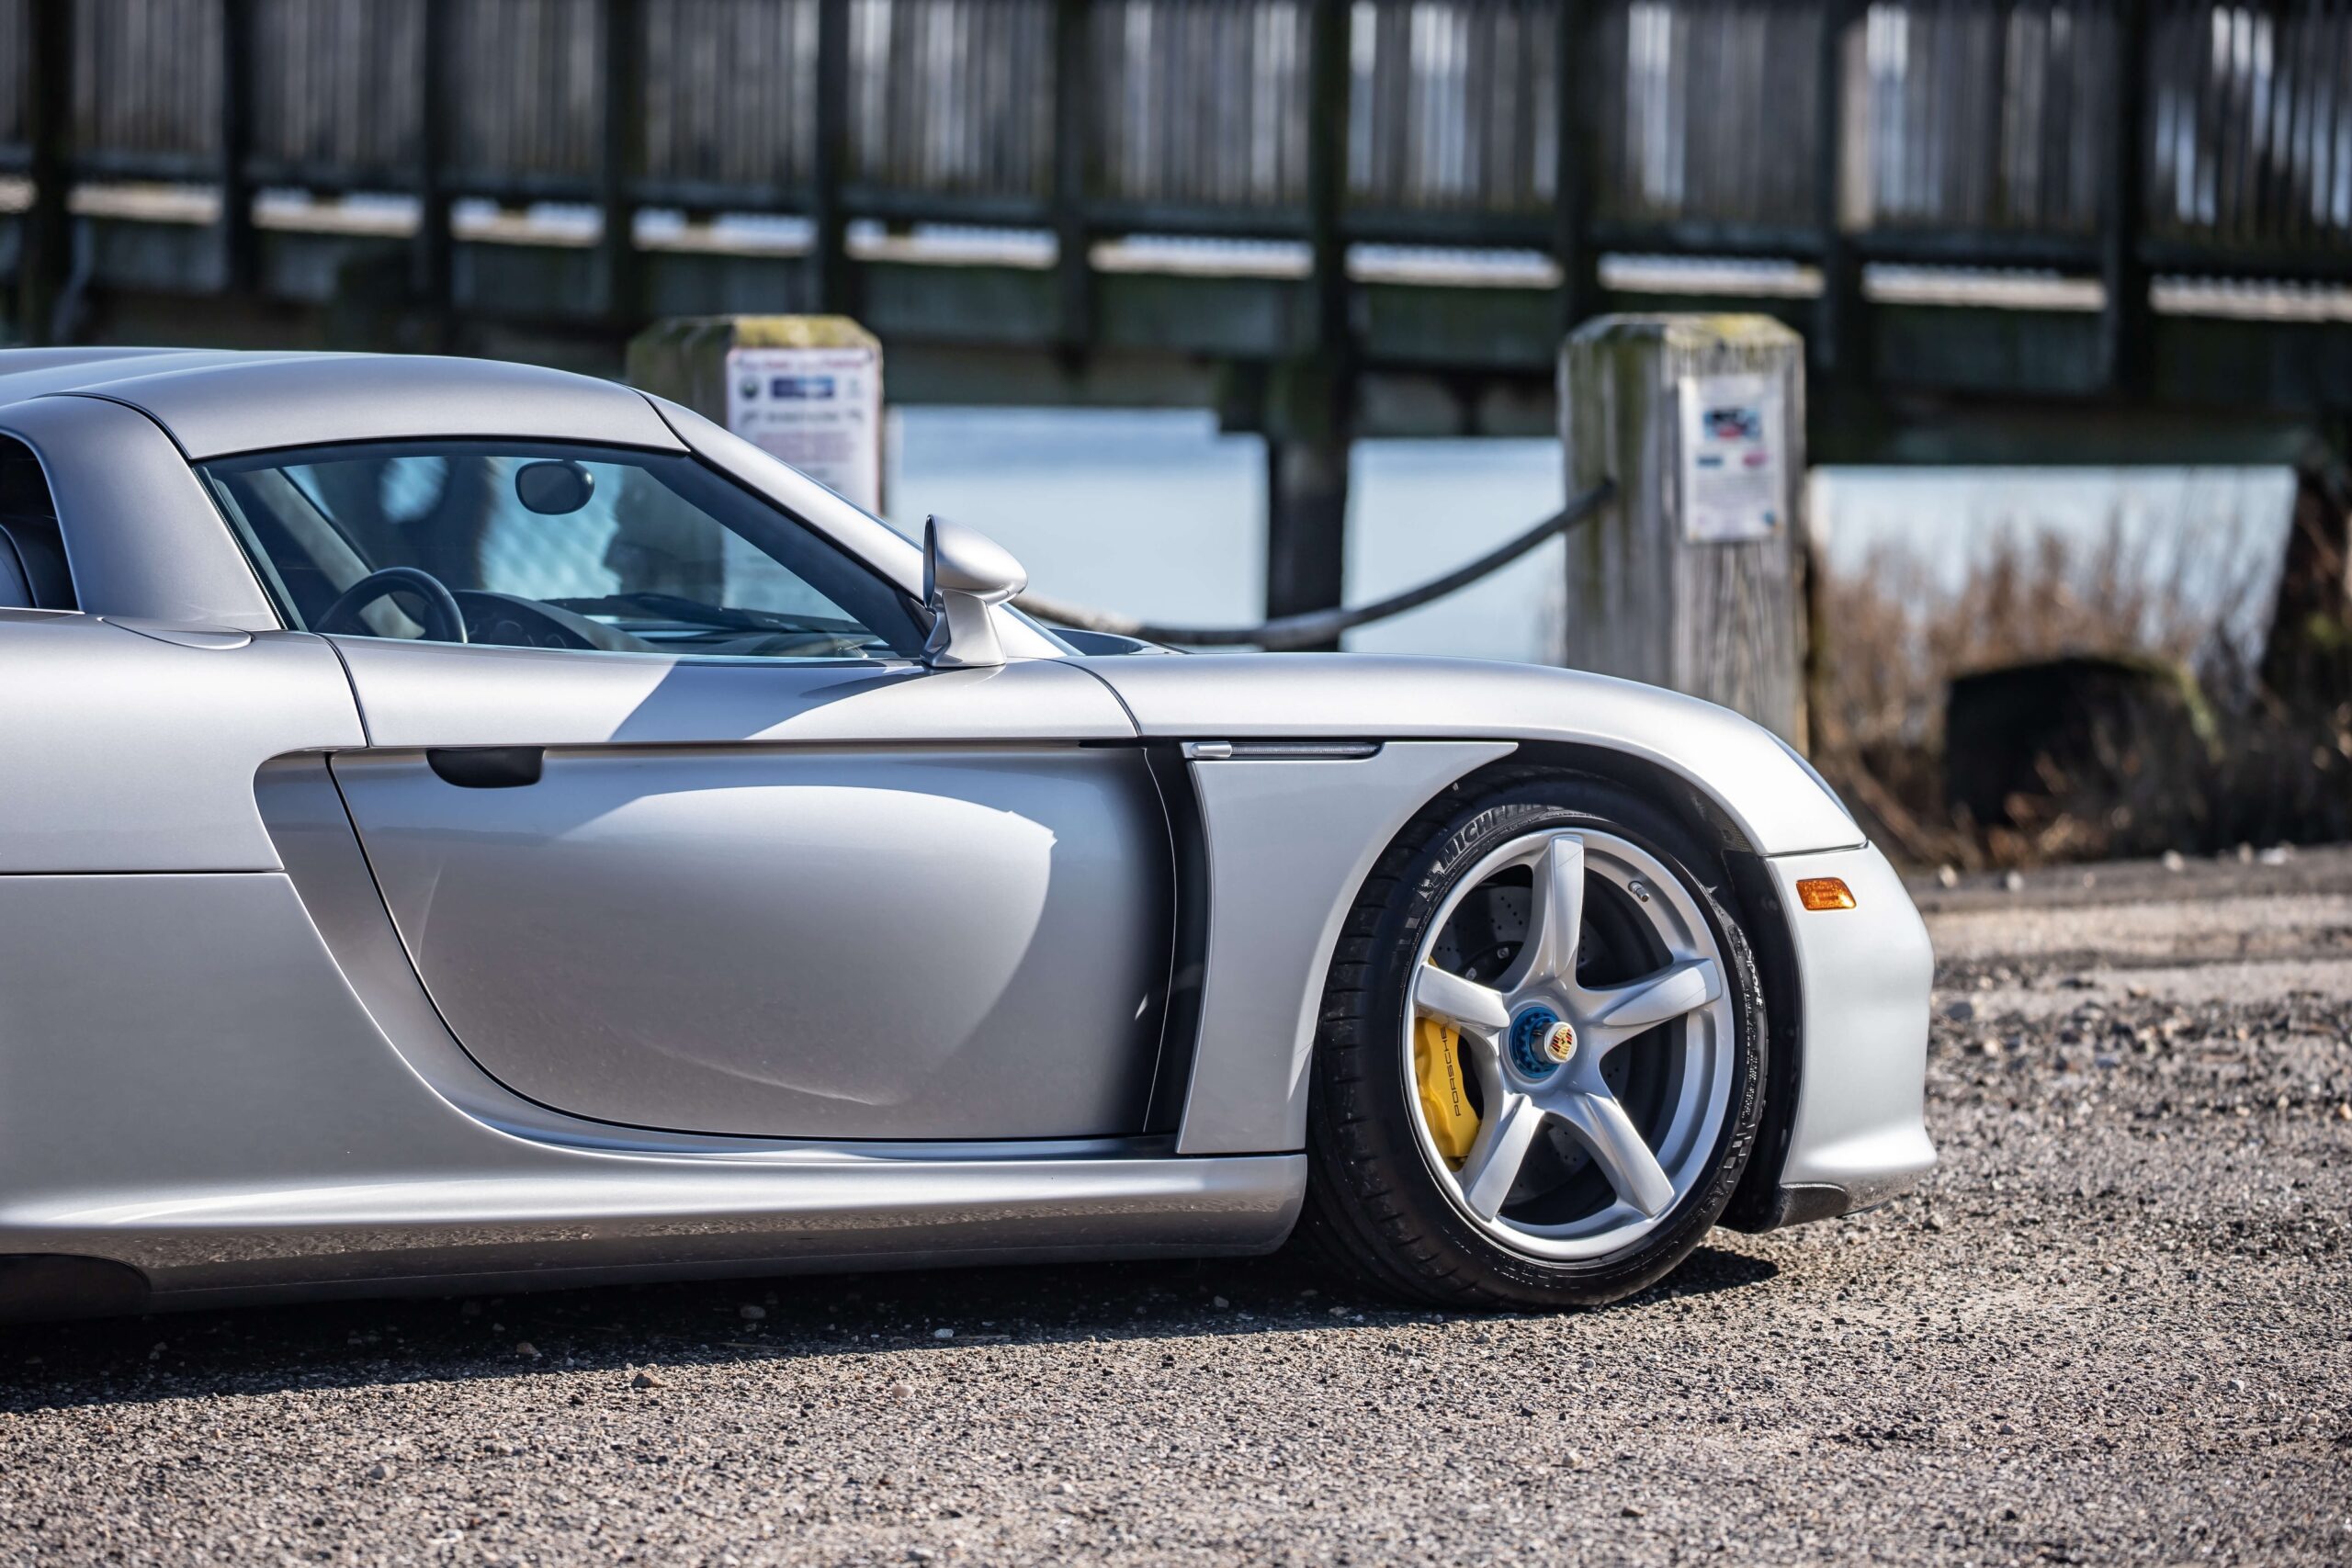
{"left": 315, "top": 567, "right": 469, "bottom": 644}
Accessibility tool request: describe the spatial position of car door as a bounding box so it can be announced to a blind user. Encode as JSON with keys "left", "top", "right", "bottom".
{"left": 198, "top": 437, "right": 1171, "bottom": 1142}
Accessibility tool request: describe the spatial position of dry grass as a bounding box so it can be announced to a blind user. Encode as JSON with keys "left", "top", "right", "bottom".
{"left": 1810, "top": 519, "right": 2352, "bottom": 869}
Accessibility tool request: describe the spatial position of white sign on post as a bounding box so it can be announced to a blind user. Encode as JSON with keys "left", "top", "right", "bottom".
{"left": 1677, "top": 372, "right": 1786, "bottom": 545}
{"left": 724, "top": 344, "right": 884, "bottom": 514}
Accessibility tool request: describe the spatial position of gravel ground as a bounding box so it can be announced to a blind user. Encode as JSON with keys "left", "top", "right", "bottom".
{"left": 4, "top": 849, "right": 2350, "bottom": 1565}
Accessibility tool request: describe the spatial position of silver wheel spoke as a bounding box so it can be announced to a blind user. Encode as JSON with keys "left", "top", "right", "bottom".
{"left": 1516, "top": 834, "right": 1586, "bottom": 988}
{"left": 1585, "top": 957, "right": 1723, "bottom": 1051}
{"left": 1555, "top": 1088, "right": 1675, "bottom": 1217}
{"left": 1414, "top": 963, "right": 1512, "bottom": 1033}
{"left": 1457, "top": 1093, "right": 1547, "bottom": 1220}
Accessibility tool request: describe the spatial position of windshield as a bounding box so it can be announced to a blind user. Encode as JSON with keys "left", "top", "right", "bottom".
{"left": 198, "top": 440, "right": 924, "bottom": 661}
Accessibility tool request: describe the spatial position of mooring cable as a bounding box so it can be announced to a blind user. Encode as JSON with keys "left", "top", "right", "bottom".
{"left": 1013, "top": 478, "right": 1615, "bottom": 651}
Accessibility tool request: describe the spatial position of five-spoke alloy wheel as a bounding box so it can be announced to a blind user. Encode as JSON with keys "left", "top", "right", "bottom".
{"left": 1303, "top": 771, "right": 1767, "bottom": 1309}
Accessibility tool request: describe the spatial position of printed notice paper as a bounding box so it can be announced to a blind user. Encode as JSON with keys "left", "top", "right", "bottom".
{"left": 1678, "top": 372, "right": 1786, "bottom": 545}
{"left": 724, "top": 344, "right": 884, "bottom": 514}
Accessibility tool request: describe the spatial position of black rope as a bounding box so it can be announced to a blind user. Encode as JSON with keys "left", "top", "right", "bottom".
{"left": 1016, "top": 478, "right": 1615, "bottom": 651}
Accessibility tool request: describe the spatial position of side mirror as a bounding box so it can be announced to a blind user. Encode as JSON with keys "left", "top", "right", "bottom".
{"left": 922, "top": 515, "right": 1027, "bottom": 670}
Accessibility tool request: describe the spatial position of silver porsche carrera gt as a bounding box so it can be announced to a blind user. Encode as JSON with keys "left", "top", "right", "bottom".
{"left": 0, "top": 348, "right": 1932, "bottom": 1319}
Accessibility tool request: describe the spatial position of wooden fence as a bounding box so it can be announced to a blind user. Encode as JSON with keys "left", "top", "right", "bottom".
{"left": 3, "top": 0, "right": 2349, "bottom": 357}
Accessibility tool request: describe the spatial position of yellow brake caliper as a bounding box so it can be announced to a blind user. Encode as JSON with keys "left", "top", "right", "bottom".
{"left": 1413, "top": 1014, "right": 1481, "bottom": 1168}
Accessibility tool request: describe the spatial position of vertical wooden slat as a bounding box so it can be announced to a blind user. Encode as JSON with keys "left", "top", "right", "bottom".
{"left": 1555, "top": 0, "right": 1598, "bottom": 329}
{"left": 18, "top": 0, "right": 73, "bottom": 346}
{"left": 2102, "top": 0, "right": 2151, "bottom": 394}
{"left": 598, "top": 0, "right": 642, "bottom": 323}
{"left": 413, "top": 0, "right": 453, "bottom": 333}
{"left": 1306, "top": 0, "right": 1348, "bottom": 355}
{"left": 220, "top": 0, "right": 258, "bottom": 293}
{"left": 1815, "top": 0, "right": 1864, "bottom": 379}
{"left": 1054, "top": 0, "right": 1093, "bottom": 351}
{"left": 1263, "top": 0, "right": 1356, "bottom": 640}
{"left": 812, "top": 0, "right": 850, "bottom": 311}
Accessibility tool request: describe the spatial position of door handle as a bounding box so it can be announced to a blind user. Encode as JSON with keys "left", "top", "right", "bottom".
{"left": 426, "top": 747, "right": 544, "bottom": 789}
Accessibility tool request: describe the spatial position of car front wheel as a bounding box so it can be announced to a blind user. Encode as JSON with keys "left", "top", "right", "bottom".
{"left": 1303, "top": 772, "right": 1768, "bottom": 1309}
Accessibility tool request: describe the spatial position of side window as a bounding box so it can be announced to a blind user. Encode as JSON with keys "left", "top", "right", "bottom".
{"left": 0, "top": 435, "right": 74, "bottom": 611}
{"left": 197, "top": 441, "right": 924, "bottom": 661}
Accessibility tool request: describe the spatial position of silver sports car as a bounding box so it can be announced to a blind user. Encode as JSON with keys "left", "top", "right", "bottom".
{"left": 0, "top": 348, "right": 1932, "bottom": 1320}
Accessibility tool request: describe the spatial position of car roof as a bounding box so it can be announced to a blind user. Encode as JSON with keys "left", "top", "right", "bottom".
{"left": 0, "top": 349, "right": 683, "bottom": 460}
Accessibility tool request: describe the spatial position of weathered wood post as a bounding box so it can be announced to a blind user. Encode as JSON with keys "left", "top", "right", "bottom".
{"left": 627, "top": 316, "right": 886, "bottom": 515}
{"left": 17, "top": 0, "right": 74, "bottom": 345}
{"left": 1558, "top": 315, "right": 1809, "bottom": 745}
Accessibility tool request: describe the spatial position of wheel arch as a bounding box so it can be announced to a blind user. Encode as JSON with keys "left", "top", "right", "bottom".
{"left": 1399, "top": 741, "right": 1805, "bottom": 1232}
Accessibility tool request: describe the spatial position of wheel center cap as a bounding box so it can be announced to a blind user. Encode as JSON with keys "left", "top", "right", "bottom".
{"left": 1509, "top": 1007, "right": 1577, "bottom": 1076}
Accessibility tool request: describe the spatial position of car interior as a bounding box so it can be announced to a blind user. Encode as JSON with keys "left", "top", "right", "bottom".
{"left": 195, "top": 439, "right": 927, "bottom": 661}
{"left": 0, "top": 439, "right": 74, "bottom": 612}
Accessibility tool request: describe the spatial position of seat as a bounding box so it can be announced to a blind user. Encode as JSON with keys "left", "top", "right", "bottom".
{"left": 0, "top": 518, "right": 73, "bottom": 610}
{"left": 0, "top": 445, "right": 74, "bottom": 610}
{"left": 0, "top": 528, "right": 28, "bottom": 608}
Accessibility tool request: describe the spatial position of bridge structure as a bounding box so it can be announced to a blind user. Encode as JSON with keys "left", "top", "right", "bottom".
{"left": 2, "top": 0, "right": 2348, "bottom": 626}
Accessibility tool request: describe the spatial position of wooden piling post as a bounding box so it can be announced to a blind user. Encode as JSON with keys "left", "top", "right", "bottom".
{"left": 2100, "top": 0, "right": 2153, "bottom": 397}
{"left": 597, "top": 0, "right": 646, "bottom": 327}
{"left": 810, "top": 0, "right": 854, "bottom": 316}
{"left": 1558, "top": 315, "right": 1810, "bottom": 744}
{"left": 412, "top": 0, "right": 456, "bottom": 344}
{"left": 219, "top": 0, "right": 259, "bottom": 297}
{"left": 628, "top": 315, "right": 886, "bottom": 516}
{"left": 1261, "top": 0, "right": 1355, "bottom": 648}
{"left": 17, "top": 0, "right": 74, "bottom": 346}
{"left": 1811, "top": 0, "right": 1865, "bottom": 384}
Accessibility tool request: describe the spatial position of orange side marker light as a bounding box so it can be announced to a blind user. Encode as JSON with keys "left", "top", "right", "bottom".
{"left": 1795, "top": 877, "right": 1857, "bottom": 911}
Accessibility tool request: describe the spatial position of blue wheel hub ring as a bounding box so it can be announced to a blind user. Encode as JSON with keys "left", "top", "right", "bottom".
{"left": 1510, "top": 1006, "right": 1565, "bottom": 1077}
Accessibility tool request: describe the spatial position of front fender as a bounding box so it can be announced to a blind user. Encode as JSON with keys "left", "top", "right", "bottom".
{"left": 1073, "top": 653, "right": 1862, "bottom": 858}
{"left": 1070, "top": 653, "right": 1871, "bottom": 1161}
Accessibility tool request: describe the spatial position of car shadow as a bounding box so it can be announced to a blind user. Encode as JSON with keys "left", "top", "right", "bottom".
{"left": 0, "top": 1244, "right": 1779, "bottom": 1415}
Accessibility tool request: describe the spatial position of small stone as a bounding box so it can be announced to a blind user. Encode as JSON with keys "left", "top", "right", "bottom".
{"left": 933, "top": 1327, "right": 955, "bottom": 1340}
{"left": 2162, "top": 850, "right": 2186, "bottom": 872}
{"left": 739, "top": 1304, "right": 767, "bottom": 1322}
{"left": 888, "top": 1380, "right": 916, "bottom": 1399}
{"left": 1935, "top": 864, "right": 1959, "bottom": 888}
{"left": 631, "top": 1370, "right": 664, "bottom": 1390}
{"left": 2259, "top": 844, "right": 2293, "bottom": 866}
{"left": 1212, "top": 1296, "right": 1230, "bottom": 1310}
{"left": 2002, "top": 870, "right": 2025, "bottom": 893}
{"left": 1622, "top": 1504, "right": 1646, "bottom": 1518}
{"left": 1942, "top": 998, "right": 1975, "bottom": 1023}
{"left": 514, "top": 1341, "right": 539, "bottom": 1359}
{"left": 2236, "top": 842, "right": 2255, "bottom": 863}
{"left": 367, "top": 1461, "right": 394, "bottom": 1482}
{"left": 1328, "top": 1306, "right": 1348, "bottom": 1317}
{"left": 2333, "top": 1103, "right": 2350, "bottom": 1122}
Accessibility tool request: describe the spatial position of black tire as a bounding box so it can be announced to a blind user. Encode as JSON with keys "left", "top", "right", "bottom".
{"left": 1301, "top": 770, "right": 1768, "bottom": 1310}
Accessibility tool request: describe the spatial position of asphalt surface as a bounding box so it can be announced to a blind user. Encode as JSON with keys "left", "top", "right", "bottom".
{"left": 4, "top": 849, "right": 2349, "bottom": 1565}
